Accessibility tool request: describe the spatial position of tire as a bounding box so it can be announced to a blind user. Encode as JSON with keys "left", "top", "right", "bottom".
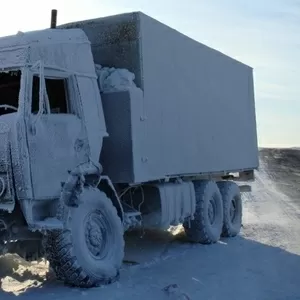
{"left": 183, "top": 180, "right": 223, "bottom": 244}
{"left": 44, "top": 188, "right": 124, "bottom": 288}
{"left": 217, "top": 181, "right": 242, "bottom": 237}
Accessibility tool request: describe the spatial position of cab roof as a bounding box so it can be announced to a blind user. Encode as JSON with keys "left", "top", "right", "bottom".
{"left": 0, "top": 28, "right": 96, "bottom": 77}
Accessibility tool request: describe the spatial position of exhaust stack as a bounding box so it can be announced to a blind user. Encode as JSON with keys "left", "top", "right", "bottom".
{"left": 50, "top": 9, "right": 57, "bottom": 29}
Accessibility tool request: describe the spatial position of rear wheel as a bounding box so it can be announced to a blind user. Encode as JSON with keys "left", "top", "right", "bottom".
{"left": 44, "top": 188, "right": 124, "bottom": 288}
{"left": 217, "top": 181, "right": 242, "bottom": 237}
{"left": 183, "top": 180, "right": 223, "bottom": 244}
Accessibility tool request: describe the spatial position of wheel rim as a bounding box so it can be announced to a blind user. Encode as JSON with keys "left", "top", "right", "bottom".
{"left": 208, "top": 197, "right": 217, "bottom": 224}
{"left": 230, "top": 197, "right": 237, "bottom": 222}
{"left": 84, "top": 210, "right": 111, "bottom": 260}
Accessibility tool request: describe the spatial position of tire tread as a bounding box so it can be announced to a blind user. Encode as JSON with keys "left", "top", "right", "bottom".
{"left": 44, "top": 188, "right": 124, "bottom": 288}
{"left": 183, "top": 180, "right": 223, "bottom": 244}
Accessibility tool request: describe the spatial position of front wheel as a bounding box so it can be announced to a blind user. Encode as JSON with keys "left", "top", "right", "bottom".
{"left": 44, "top": 188, "right": 124, "bottom": 288}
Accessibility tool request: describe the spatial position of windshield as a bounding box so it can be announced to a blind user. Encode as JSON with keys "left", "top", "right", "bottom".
{"left": 0, "top": 70, "right": 20, "bottom": 116}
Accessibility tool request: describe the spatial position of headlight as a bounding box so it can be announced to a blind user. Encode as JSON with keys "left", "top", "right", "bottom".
{"left": 0, "top": 177, "right": 6, "bottom": 197}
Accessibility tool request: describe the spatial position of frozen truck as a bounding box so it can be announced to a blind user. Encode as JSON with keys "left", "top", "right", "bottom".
{"left": 0, "top": 11, "right": 258, "bottom": 287}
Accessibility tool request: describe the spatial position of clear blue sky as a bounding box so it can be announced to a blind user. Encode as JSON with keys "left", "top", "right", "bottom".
{"left": 1, "top": 0, "right": 299, "bottom": 147}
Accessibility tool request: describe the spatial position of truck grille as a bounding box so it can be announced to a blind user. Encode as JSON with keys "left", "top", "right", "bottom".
{"left": 0, "top": 132, "right": 13, "bottom": 206}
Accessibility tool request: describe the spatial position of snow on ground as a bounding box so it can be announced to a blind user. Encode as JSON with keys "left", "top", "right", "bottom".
{"left": 1, "top": 149, "right": 300, "bottom": 299}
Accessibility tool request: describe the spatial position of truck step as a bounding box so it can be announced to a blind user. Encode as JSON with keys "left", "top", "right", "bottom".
{"left": 32, "top": 218, "right": 64, "bottom": 230}
{"left": 124, "top": 211, "right": 141, "bottom": 218}
{"left": 123, "top": 211, "right": 142, "bottom": 231}
{"left": 122, "top": 201, "right": 141, "bottom": 216}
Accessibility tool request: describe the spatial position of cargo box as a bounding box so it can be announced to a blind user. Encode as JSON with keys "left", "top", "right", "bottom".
{"left": 61, "top": 12, "right": 259, "bottom": 184}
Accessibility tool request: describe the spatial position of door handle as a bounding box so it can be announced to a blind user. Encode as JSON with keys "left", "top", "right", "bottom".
{"left": 29, "top": 123, "right": 36, "bottom": 135}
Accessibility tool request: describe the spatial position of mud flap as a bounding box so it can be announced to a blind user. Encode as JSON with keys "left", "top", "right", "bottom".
{"left": 239, "top": 184, "right": 252, "bottom": 193}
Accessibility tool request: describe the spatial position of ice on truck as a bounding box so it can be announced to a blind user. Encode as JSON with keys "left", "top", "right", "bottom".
{"left": 0, "top": 10, "right": 259, "bottom": 289}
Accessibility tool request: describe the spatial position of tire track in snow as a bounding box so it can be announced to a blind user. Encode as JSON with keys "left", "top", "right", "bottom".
{"left": 1, "top": 149, "right": 300, "bottom": 299}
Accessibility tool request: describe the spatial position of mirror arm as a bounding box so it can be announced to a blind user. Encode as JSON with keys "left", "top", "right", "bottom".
{"left": 29, "top": 61, "right": 51, "bottom": 135}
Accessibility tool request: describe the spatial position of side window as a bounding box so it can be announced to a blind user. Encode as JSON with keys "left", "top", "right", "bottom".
{"left": 0, "top": 71, "right": 21, "bottom": 116}
{"left": 32, "top": 76, "right": 69, "bottom": 114}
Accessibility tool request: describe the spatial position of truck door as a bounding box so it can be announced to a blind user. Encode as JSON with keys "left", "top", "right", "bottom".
{"left": 27, "top": 68, "right": 85, "bottom": 200}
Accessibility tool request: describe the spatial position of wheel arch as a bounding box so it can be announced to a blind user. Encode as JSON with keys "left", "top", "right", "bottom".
{"left": 97, "top": 176, "right": 124, "bottom": 221}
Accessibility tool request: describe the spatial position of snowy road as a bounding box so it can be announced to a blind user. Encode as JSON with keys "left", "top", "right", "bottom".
{"left": 1, "top": 149, "right": 300, "bottom": 299}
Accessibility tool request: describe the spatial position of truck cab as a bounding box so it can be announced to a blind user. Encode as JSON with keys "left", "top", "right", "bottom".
{"left": 0, "top": 29, "right": 128, "bottom": 288}
{"left": 0, "top": 29, "right": 107, "bottom": 224}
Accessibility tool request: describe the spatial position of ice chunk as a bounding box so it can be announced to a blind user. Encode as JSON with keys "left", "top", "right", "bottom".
{"left": 95, "top": 64, "right": 138, "bottom": 93}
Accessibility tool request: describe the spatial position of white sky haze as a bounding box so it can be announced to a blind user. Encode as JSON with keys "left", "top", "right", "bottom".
{"left": 1, "top": 0, "right": 299, "bottom": 147}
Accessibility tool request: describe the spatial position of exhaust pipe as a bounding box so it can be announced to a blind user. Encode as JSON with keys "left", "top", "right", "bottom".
{"left": 50, "top": 9, "right": 57, "bottom": 29}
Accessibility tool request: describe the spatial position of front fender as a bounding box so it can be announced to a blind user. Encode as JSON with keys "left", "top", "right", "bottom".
{"left": 60, "top": 163, "right": 123, "bottom": 222}
{"left": 60, "top": 161, "right": 102, "bottom": 207}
